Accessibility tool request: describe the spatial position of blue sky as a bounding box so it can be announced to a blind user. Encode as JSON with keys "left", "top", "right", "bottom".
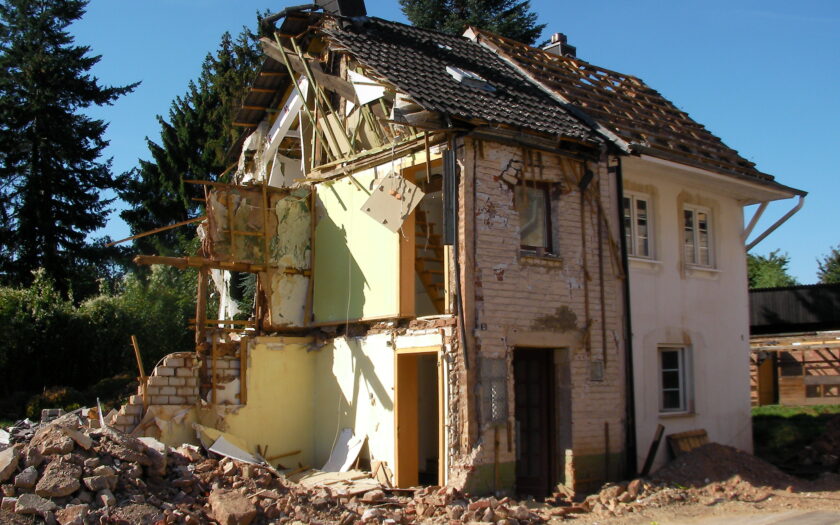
{"left": 70, "top": 0, "right": 839, "bottom": 283}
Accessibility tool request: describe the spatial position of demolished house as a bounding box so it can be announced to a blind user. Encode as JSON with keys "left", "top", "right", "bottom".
{"left": 112, "top": 0, "right": 804, "bottom": 497}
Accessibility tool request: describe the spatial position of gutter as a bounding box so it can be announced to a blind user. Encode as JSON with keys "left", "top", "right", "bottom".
{"left": 745, "top": 195, "right": 805, "bottom": 251}
{"left": 614, "top": 157, "right": 638, "bottom": 477}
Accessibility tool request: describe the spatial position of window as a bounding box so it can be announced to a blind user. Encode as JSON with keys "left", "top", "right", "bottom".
{"left": 683, "top": 206, "right": 713, "bottom": 267}
{"left": 515, "top": 184, "right": 552, "bottom": 253}
{"left": 659, "top": 347, "right": 691, "bottom": 412}
{"left": 623, "top": 193, "right": 651, "bottom": 258}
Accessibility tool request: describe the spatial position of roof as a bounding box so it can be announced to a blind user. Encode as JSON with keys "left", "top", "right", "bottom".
{"left": 311, "top": 16, "right": 600, "bottom": 143}
{"left": 750, "top": 283, "right": 840, "bottom": 335}
{"left": 470, "top": 29, "right": 780, "bottom": 183}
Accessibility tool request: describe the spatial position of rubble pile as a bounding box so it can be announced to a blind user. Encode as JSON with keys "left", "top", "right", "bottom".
{"left": 0, "top": 415, "right": 549, "bottom": 524}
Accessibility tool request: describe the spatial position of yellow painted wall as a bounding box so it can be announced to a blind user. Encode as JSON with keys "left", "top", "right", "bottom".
{"left": 313, "top": 167, "right": 401, "bottom": 323}
{"left": 211, "top": 337, "right": 318, "bottom": 467}
{"left": 314, "top": 334, "right": 396, "bottom": 470}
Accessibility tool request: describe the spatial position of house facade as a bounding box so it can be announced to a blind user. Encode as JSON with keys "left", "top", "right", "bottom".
{"left": 110, "top": 0, "right": 804, "bottom": 495}
{"left": 466, "top": 28, "right": 804, "bottom": 471}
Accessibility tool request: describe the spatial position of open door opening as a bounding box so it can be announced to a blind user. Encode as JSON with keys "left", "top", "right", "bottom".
{"left": 514, "top": 347, "right": 556, "bottom": 498}
{"left": 395, "top": 349, "right": 443, "bottom": 487}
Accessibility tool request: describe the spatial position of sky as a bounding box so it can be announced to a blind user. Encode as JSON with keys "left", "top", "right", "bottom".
{"left": 69, "top": 0, "right": 840, "bottom": 283}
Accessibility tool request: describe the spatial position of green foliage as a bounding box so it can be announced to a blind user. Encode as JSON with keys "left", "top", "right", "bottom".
{"left": 25, "top": 386, "right": 84, "bottom": 419}
{"left": 817, "top": 245, "right": 840, "bottom": 284}
{"left": 0, "top": 268, "right": 195, "bottom": 416}
{"left": 0, "top": 0, "right": 138, "bottom": 296}
{"left": 399, "top": 0, "right": 546, "bottom": 45}
{"left": 752, "top": 404, "right": 840, "bottom": 468}
{"left": 120, "top": 28, "right": 262, "bottom": 255}
{"left": 747, "top": 250, "right": 798, "bottom": 289}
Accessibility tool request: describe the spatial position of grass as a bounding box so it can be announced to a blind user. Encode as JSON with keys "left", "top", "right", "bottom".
{"left": 752, "top": 404, "right": 840, "bottom": 474}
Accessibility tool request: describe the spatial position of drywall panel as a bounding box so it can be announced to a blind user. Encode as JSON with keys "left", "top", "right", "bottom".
{"left": 266, "top": 273, "right": 309, "bottom": 327}
{"left": 214, "top": 339, "right": 317, "bottom": 468}
{"left": 313, "top": 335, "right": 395, "bottom": 471}
{"left": 313, "top": 167, "right": 401, "bottom": 323}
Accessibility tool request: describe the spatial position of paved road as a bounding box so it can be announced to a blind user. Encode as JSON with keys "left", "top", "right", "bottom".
{"left": 671, "top": 510, "right": 840, "bottom": 525}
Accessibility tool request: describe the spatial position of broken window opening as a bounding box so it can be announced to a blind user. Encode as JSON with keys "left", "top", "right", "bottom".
{"left": 411, "top": 162, "right": 447, "bottom": 316}
{"left": 515, "top": 183, "right": 553, "bottom": 255}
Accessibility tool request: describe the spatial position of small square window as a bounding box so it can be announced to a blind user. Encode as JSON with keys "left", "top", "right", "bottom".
{"left": 623, "top": 193, "right": 652, "bottom": 258}
{"left": 515, "top": 184, "right": 552, "bottom": 253}
{"left": 659, "top": 347, "right": 692, "bottom": 413}
{"left": 683, "top": 205, "right": 713, "bottom": 267}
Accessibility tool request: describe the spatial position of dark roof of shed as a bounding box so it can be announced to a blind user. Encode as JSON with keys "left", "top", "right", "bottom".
{"left": 750, "top": 283, "right": 840, "bottom": 335}
{"left": 320, "top": 17, "right": 601, "bottom": 143}
{"left": 471, "top": 29, "right": 780, "bottom": 183}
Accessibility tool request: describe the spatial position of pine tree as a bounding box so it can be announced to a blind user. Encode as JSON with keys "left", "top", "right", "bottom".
{"left": 0, "top": 0, "right": 137, "bottom": 294}
{"left": 399, "top": 0, "right": 546, "bottom": 45}
{"left": 120, "top": 29, "right": 262, "bottom": 255}
{"left": 817, "top": 245, "right": 840, "bottom": 284}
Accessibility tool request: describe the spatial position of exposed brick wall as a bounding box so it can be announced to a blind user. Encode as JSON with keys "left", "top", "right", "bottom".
{"left": 146, "top": 353, "right": 200, "bottom": 405}
{"left": 456, "top": 138, "right": 626, "bottom": 492}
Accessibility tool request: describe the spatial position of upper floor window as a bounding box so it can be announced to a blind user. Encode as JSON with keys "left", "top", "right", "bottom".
{"left": 515, "top": 184, "right": 552, "bottom": 254}
{"left": 623, "top": 193, "right": 651, "bottom": 258}
{"left": 683, "top": 205, "right": 713, "bottom": 267}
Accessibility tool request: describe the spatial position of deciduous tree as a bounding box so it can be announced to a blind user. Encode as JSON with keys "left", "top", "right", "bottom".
{"left": 747, "top": 250, "right": 798, "bottom": 289}
{"left": 817, "top": 245, "right": 840, "bottom": 284}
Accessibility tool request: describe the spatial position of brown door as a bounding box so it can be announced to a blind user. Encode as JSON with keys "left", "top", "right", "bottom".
{"left": 514, "top": 348, "right": 555, "bottom": 497}
{"left": 757, "top": 356, "right": 777, "bottom": 405}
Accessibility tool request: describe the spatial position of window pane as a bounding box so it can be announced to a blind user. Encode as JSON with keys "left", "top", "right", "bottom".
{"left": 684, "top": 209, "right": 696, "bottom": 264}
{"left": 623, "top": 197, "right": 632, "bottom": 255}
{"left": 661, "top": 350, "right": 679, "bottom": 370}
{"left": 636, "top": 199, "right": 649, "bottom": 257}
{"left": 662, "top": 370, "right": 680, "bottom": 389}
{"left": 663, "top": 390, "right": 682, "bottom": 410}
{"left": 697, "top": 211, "right": 710, "bottom": 266}
{"left": 515, "top": 186, "right": 548, "bottom": 249}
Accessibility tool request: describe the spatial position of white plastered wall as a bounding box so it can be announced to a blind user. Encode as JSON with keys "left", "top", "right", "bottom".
{"left": 622, "top": 157, "right": 754, "bottom": 472}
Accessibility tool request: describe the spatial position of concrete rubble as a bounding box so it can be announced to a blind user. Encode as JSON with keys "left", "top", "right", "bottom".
{"left": 3, "top": 414, "right": 823, "bottom": 524}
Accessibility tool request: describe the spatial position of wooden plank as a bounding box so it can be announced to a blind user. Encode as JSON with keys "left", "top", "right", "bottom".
{"left": 239, "top": 336, "right": 248, "bottom": 405}
{"left": 666, "top": 429, "right": 708, "bottom": 458}
{"left": 260, "top": 37, "right": 358, "bottom": 103}
{"left": 211, "top": 335, "right": 218, "bottom": 406}
{"left": 640, "top": 424, "right": 665, "bottom": 477}
{"left": 133, "top": 255, "right": 310, "bottom": 275}
{"left": 399, "top": 172, "right": 417, "bottom": 319}
{"left": 131, "top": 335, "right": 148, "bottom": 410}
{"left": 106, "top": 216, "right": 205, "bottom": 247}
{"left": 195, "top": 268, "right": 209, "bottom": 347}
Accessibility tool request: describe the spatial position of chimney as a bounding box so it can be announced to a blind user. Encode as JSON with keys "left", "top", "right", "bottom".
{"left": 315, "top": 0, "right": 367, "bottom": 17}
{"left": 543, "top": 33, "right": 576, "bottom": 58}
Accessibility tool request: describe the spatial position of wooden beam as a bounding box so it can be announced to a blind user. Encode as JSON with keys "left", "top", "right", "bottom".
{"left": 233, "top": 122, "right": 259, "bottom": 127}
{"left": 260, "top": 37, "right": 358, "bottom": 103}
{"left": 131, "top": 335, "right": 148, "bottom": 410}
{"left": 251, "top": 88, "right": 278, "bottom": 94}
{"left": 105, "top": 216, "right": 205, "bottom": 247}
{"left": 239, "top": 336, "right": 248, "bottom": 405}
{"left": 196, "top": 268, "right": 209, "bottom": 346}
{"left": 259, "top": 71, "right": 286, "bottom": 77}
{"left": 243, "top": 105, "right": 270, "bottom": 111}
{"left": 133, "top": 254, "right": 311, "bottom": 275}
{"left": 211, "top": 335, "right": 218, "bottom": 406}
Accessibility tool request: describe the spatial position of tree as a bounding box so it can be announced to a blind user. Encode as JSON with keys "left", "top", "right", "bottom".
{"left": 399, "top": 0, "right": 546, "bottom": 46}
{"left": 747, "top": 250, "right": 798, "bottom": 289}
{"left": 817, "top": 245, "right": 840, "bottom": 284}
{"left": 0, "top": 0, "right": 137, "bottom": 294}
{"left": 120, "top": 29, "right": 262, "bottom": 256}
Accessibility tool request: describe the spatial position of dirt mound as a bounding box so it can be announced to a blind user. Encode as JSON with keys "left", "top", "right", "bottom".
{"left": 652, "top": 442, "right": 798, "bottom": 489}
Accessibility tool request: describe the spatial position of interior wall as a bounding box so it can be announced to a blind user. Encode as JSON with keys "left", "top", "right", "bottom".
{"left": 313, "top": 334, "right": 396, "bottom": 470}
{"left": 313, "top": 166, "right": 401, "bottom": 323}
{"left": 208, "top": 337, "right": 317, "bottom": 467}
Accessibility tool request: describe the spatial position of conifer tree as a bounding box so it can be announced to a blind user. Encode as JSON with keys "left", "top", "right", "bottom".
{"left": 0, "top": 0, "right": 137, "bottom": 294}
{"left": 399, "top": 0, "right": 545, "bottom": 45}
{"left": 747, "top": 250, "right": 798, "bottom": 289}
{"left": 120, "top": 30, "right": 262, "bottom": 255}
{"left": 817, "top": 246, "right": 840, "bottom": 284}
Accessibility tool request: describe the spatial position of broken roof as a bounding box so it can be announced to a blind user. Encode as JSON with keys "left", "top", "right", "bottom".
{"left": 469, "top": 29, "right": 781, "bottom": 183}
{"left": 233, "top": 13, "right": 601, "bottom": 147}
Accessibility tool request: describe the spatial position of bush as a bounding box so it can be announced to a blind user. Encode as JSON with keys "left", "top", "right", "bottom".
{"left": 0, "top": 266, "right": 196, "bottom": 418}
{"left": 25, "top": 386, "right": 85, "bottom": 419}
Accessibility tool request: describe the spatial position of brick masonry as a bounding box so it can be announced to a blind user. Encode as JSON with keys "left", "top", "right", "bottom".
{"left": 454, "top": 138, "right": 626, "bottom": 493}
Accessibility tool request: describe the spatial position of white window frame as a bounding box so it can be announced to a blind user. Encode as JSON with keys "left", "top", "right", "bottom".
{"left": 683, "top": 205, "right": 714, "bottom": 268}
{"left": 658, "top": 346, "right": 693, "bottom": 413}
{"left": 623, "top": 192, "right": 652, "bottom": 259}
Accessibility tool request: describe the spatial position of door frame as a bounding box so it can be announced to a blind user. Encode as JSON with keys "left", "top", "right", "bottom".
{"left": 394, "top": 346, "right": 446, "bottom": 487}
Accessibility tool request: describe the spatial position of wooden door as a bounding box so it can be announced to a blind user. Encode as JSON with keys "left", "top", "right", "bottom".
{"left": 757, "top": 356, "right": 777, "bottom": 406}
{"left": 514, "top": 348, "right": 555, "bottom": 497}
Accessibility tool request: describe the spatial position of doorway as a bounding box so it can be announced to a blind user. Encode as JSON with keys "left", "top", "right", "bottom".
{"left": 514, "top": 348, "right": 556, "bottom": 497}
{"left": 395, "top": 348, "right": 444, "bottom": 487}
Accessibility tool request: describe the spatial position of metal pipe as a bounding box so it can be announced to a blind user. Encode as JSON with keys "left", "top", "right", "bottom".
{"left": 261, "top": 4, "right": 320, "bottom": 32}
{"left": 742, "top": 201, "right": 768, "bottom": 243}
{"left": 746, "top": 195, "right": 805, "bottom": 251}
{"left": 615, "top": 156, "right": 638, "bottom": 477}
